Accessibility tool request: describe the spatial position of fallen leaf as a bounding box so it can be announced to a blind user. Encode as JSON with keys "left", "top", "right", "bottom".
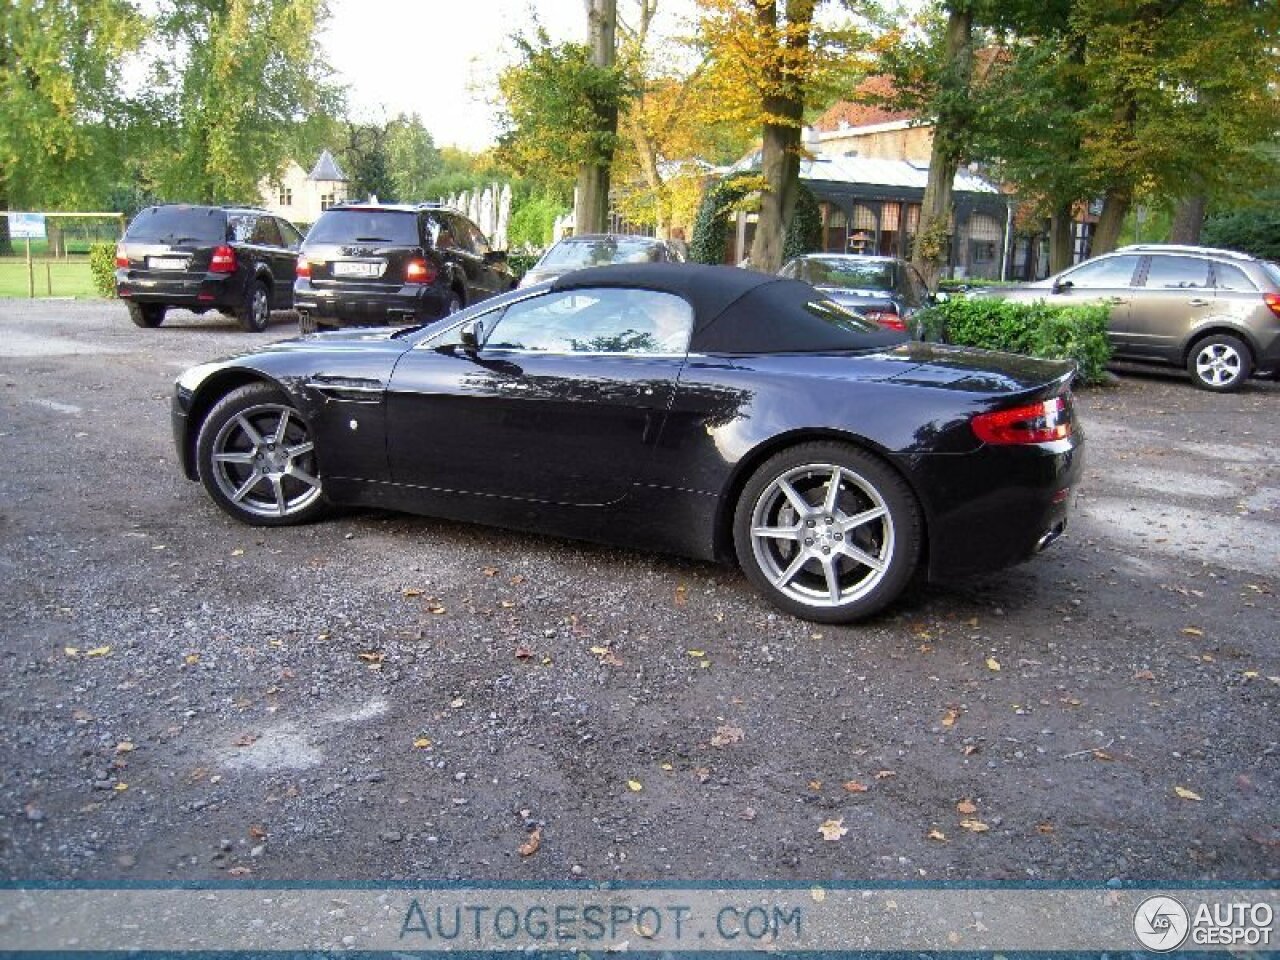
{"left": 710, "top": 724, "right": 744, "bottom": 747}
{"left": 985, "top": 657, "right": 1001, "bottom": 672}
{"left": 694, "top": 766, "right": 710, "bottom": 783}
{"left": 660, "top": 762, "right": 674, "bottom": 772}
{"left": 959, "top": 819, "right": 990, "bottom": 833}
{"left": 113, "top": 782, "right": 128, "bottom": 792}
{"left": 499, "top": 600, "right": 517, "bottom": 609}
{"left": 1242, "top": 670, "right": 1258, "bottom": 679}
{"left": 875, "top": 770, "right": 897, "bottom": 780}
{"left": 928, "top": 828, "right": 947, "bottom": 842}
{"left": 626, "top": 779, "right": 643, "bottom": 792}
{"left": 518, "top": 826, "right": 542, "bottom": 857}
{"left": 1037, "top": 822, "right": 1055, "bottom": 834}
{"left": 85, "top": 646, "right": 111, "bottom": 657}
{"left": 739, "top": 807, "right": 756, "bottom": 821}
{"left": 1181, "top": 626, "right": 1204, "bottom": 637}
{"left": 249, "top": 825, "right": 267, "bottom": 840}
{"left": 449, "top": 697, "right": 466, "bottom": 709}
{"left": 1133, "top": 669, "right": 1155, "bottom": 681}
{"left": 482, "top": 566, "right": 499, "bottom": 577}
{"left": 115, "top": 741, "right": 135, "bottom": 754}
{"left": 514, "top": 644, "right": 534, "bottom": 660}
{"left": 686, "top": 649, "right": 706, "bottom": 658}
{"left": 357, "top": 651, "right": 385, "bottom": 664}
{"left": 1174, "top": 786, "right": 1202, "bottom": 801}
{"left": 963, "top": 745, "right": 980, "bottom": 756}
{"left": 807, "top": 779, "right": 823, "bottom": 791}
{"left": 233, "top": 733, "right": 258, "bottom": 747}
{"left": 413, "top": 737, "right": 432, "bottom": 749}
{"left": 942, "top": 708, "right": 960, "bottom": 728}
{"left": 63, "top": 647, "right": 79, "bottom": 657}
{"left": 509, "top": 574, "right": 526, "bottom": 585}
{"left": 674, "top": 584, "right": 688, "bottom": 607}
{"left": 810, "top": 886, "right": 826, "bottom": 902}
{"left": 231, "top": 548, "right": 244, "bottom": 557}
{"left": 818, "top": 818, "right": 848, "bottom": 841}
{"left": 1092, "top": 749, "right": 1114, "bottom": 762}
{"left": 427, "top": 604, "right": 446, "bottom": 615}
{"left": 227, "top": 866, "right": 252, "bottom": 877}
{"left": 956, "top": 800, "right": 978, "bottom": 815}
{"left": 402, "top": 587, "right": 424, "bottom": 598}
{"left": 843, "top": 780, "right": 869, "bottom": 793}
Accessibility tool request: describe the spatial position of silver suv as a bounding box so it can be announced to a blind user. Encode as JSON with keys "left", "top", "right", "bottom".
{"left": 974, "top": 244, "right": 1280, "bottom": 392}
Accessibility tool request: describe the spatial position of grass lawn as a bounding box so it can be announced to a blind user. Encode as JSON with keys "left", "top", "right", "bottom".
{"left": 0, "top": 259, "right": 101, "bottom": 299}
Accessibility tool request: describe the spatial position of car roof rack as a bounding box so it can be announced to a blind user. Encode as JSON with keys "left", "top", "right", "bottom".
{"left": 1114, "top": 243, "right": 1254, "bottom": 262}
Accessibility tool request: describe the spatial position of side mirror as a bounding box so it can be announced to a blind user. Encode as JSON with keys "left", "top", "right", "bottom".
{"left": 1051, "top": 279, "right": 1073, "bottom": 295}
{"left": 459, "top": 319, "right": 484, "bottom": 353}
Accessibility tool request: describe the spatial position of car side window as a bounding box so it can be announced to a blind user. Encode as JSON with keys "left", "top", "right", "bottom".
{"left": 483, "top": 288, "right": 693, "bottom": 356}
{"left": 1143, "top": 255, "right": 1210, "bottom": 289}
{"left": 250, "top": 216, "right": 283, "bottom": 248}
{"left": 462, "top": 219, "right": 490, "bottom": 255}
{"left": 1060, "top": 254, "right": 1141, "bottom": 289}
{"left": 432, "top": 214, "right": 464, "bottom": 252}
{"left": 1213, "top": 262, "right": 1256, "bottom": 292}
{"left": 227, "top": 214, "right": 257, "bottom": 243}
{"left": 277, "top": 218, "right": 304, "bottom": 249}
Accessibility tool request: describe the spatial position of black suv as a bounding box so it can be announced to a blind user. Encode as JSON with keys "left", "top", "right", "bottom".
{"left": 116, "top": 205, "right": 303, "bottom": 332}
{"left": 293, "top": 204, "right": 515, "bottom": 331}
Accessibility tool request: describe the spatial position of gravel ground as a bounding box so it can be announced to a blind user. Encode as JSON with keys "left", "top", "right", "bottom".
{"left": 0, "top": 299, "right": 1276, "bottom": 883}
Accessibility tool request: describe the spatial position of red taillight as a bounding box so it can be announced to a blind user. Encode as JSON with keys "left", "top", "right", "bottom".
{"left": 1264, "top": 292, "right": 1280, "bottom": 319}
{"left": 210, "top": 245, "right": 237, "bottom": 273}
{"left": 864, "top": 309, "right": 905, "bottom": 330}
{"left": 295, "top": 259, "right": 311, "bottom": 279}
{"left": 115, "top": 244, "right": 128, "bottom": 268}
{"left": 972, "top": 396, "right": 1072, "bottom": 445}
{"left": 405, "top": 257, "right": 436, "bottom": 284}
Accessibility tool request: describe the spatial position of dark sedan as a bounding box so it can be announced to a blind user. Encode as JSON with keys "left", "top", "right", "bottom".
{"left": 779, "top": 253, "right": 933, "bottom": 333}
{"left": 173, "top": 264, "right": 1083, "bottom": 623}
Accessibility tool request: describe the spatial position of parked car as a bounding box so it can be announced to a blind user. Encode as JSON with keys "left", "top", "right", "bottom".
{"left": 115, "top": 204, "right": 303, "bottom": 332}
{"left": 518, "top": 234, "right": 684, "bottom": 288}
{"left": 779, "top": 253, "right": 933, "bottom": 332}
{"left": 969, "top": 244, "right": 1280, "bottom": 392}
{"left": 293, "top": 203, "right": 514, "bottom": 332}
{"left": 173, "top": 263, "right": 1082, "bottom": 623}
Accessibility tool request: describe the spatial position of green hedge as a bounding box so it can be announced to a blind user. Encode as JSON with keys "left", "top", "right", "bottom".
{"left": 917, "top": 297, "right": 1112, "bottom": 384}
{"left": 88, "top": 242, "right": 117, "bottom": 298}
{"left": 507, "top": 252, "right": 539, "bottom": 279}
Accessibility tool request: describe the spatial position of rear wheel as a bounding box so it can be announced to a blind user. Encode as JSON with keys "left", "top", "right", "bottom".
{"left": 1187, "top": 333, "right": 1252, "bottom": 392}
{"left": 195, "top": 382, "right": 326, "bottom": 526}
{"left": 237, "top": 281, "right": 271, "bottom": 333}
{"left": 733, "top": 442, "right": 922, "bottom": 623}
{"left": 127, "top": 302, "right": 165, "bottom": 328}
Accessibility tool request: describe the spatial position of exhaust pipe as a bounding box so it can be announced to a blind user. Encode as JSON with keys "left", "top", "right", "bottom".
{"left": 1036, "top": 520, "right": 1067, "bottom": 552}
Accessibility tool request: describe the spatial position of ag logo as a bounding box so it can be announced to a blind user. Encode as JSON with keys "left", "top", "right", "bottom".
{"left": 1134, "top": 896, "right": 1190, "bottom": 952}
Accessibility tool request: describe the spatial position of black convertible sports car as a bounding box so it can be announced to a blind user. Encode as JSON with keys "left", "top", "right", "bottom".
{"left": 173, "top": 263, "right": 1083, "bottom": 623}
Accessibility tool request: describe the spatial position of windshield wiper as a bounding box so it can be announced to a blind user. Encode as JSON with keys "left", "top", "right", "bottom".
{"left": 352, "top": 236, "right": 393, "bottom": 242}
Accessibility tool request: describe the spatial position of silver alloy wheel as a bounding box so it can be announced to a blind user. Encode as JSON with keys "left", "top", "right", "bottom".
{"left": 749, "top": 462, "right": 894, "bottom": 608}
{"left": 209, "top": 402, "right": 321, "bottom": 519}
{"left": 1195, "top": 342, "right": 1242, "bottom": 387}
{"left": 252, "top": 286, "right": 270, "bottom": 328}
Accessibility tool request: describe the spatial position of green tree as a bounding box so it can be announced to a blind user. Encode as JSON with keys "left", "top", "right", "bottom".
{"left": 340, "top": 121, "right": 394, "bottom": 202}
{"left": 0, "top": 0, "right": 143, "bottom": 249}
{"left": 385, "top": 113, "right": 442, "bottom": 202}
{"left": 147, "top": 0, "right": 339, "bottom": 204}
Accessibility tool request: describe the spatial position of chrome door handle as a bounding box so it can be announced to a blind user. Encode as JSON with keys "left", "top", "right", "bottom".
{"left": 1105, "top": 296, "right": 1129, "bottom": 305}
{"left": 496, "top": 381, "right": 530, "bottom": 391}
{"left": 1187, "top": 298, "right": 1210, "bottom": 307}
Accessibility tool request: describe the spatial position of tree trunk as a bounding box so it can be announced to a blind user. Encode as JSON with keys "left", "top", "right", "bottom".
{"left": 1049, "top": 202, "right": 1075, "bottom": 273}
{"left": 748, "top": 0, "right": 813, "bottom": 273}
{"left": 1169, "top": 195, "right": 1207, "bottom": 244}
{"left": 575, "top": 0, "right": 618, "bottom": 235}
{"left": 0, "top": 179, "right": 12, "bottom": 256}
{"left": 626, "top": 115, "right": 668, "bottom": 238}
{"left": 909, "top": 5, "right": 973, "bottom": 291}
{"left": 1092, "top": 186, "right": 1131, "bottom": 256}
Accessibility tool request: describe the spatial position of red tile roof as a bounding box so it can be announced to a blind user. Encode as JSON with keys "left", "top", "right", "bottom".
{"left": 814, "top": 76, "right": 917, "bottom": 131}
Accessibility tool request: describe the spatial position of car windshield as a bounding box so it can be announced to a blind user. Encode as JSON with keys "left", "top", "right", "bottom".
{"left": 541, "top": 238, "right": 663, "bottom": 267}
{"left": 125, "top": 207, "right": 225, "bottom": 244}
{"left": 307, "top": 210, "right": 419, "bottom": 245}
{"left": 791, "top": 258, "right": 897, "bottom": 291}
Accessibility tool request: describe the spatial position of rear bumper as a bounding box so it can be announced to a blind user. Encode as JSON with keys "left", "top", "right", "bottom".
{"left": 915, "top": 433, "right": 1084, "bottom": 580}
{"left": 116, "top": 270, "right": 243, "bottom": 309}
{"left": 294, "top": 280, "right": 451, "bottom": 327}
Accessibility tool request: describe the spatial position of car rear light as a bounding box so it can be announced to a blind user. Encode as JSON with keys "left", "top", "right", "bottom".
{"left": 1264, "top": 293, "right": 1280, "bottom": 319}
{"left": 405, "top": 258, "right": 436, "bottom": 284}
{"left": 295, "top": 259, "right": 311, "bottom": 279}
{"left": 863, "top": 309, "right": 905, "bottom": 330}
{"left": 115, "top": 245, "right": 128, "bottom": 268}
{"left": 972, "top": 396, "right": 1072, "bottom": 445}
{"left": 210, "top": 245, "right": 237, "bottom": 273}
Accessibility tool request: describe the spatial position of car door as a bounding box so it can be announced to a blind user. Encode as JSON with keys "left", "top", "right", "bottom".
{"left": 459, "top": 218, "right": 507, "bottom": 301}
{"left": 1044, "top": 254, "right": 1142, "bottom": 353}
{"left": 435, "top": 213, "right": 487, "bottom": 305}
{"left": 1126, "top": 254, "right": 1213, "bottom": 361}
{"left": 385, "top": 286, "right": 693, "bottom": 506}
{"left": 248, "top": 216, "right": 295, "bottom": 306}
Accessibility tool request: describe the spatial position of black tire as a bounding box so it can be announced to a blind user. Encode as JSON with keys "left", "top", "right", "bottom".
{"left": 195, "top": 382, "right": 327, "bottom": 527}
{"left": 1186, "top": 333, "right": 1252, "bottom": 392}
{"left": 733, "top": 441, "right": 922, "bottom": 623}
{"left": 237, "top": 280, "right": 271, "bottom": 333}
{"left": 127, "top": 302, "right": 165, "bottom": 328}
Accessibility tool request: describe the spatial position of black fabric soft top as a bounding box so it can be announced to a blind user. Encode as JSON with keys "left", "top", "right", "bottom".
{"left": 551, "top": 262, "right": 906, "bottom": 354}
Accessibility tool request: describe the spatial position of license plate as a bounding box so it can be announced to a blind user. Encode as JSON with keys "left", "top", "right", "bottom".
{"left": 149, "top": 257, "right": 187, "bottom": 271}
{"left": 332, "top": 261, "right": 383, "bottom": 278}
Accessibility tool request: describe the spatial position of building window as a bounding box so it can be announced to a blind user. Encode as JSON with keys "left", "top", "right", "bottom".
{"left": 847, "top": 204, "right": 878, "bottom": 254}
{"left": 878, "top": 202, "right": 901, "bottom": 257}
{"left": 278, "top": 187, "right": 293, "bottom": 206}
{"left": 965, "top": 213, "right": 1002, "bottom": 279}
{"left": 819, "top": 203, "right": 847, "bottom": 253}
{"left": 320, "top": 193, "right": 335, "bottom": 211}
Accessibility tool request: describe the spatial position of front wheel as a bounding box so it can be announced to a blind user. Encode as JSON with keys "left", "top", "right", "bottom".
{"left": 127, "top": 303, "right": 165, "bottom": 328}
{"left": 1187, "top": 333, "right": 1252, "bottom": 392}
{"left": 733, "top": 442, "right": 922, "bottom": 623}
{"left": 195, "top": 382, "right": 326, "bottom": 526}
